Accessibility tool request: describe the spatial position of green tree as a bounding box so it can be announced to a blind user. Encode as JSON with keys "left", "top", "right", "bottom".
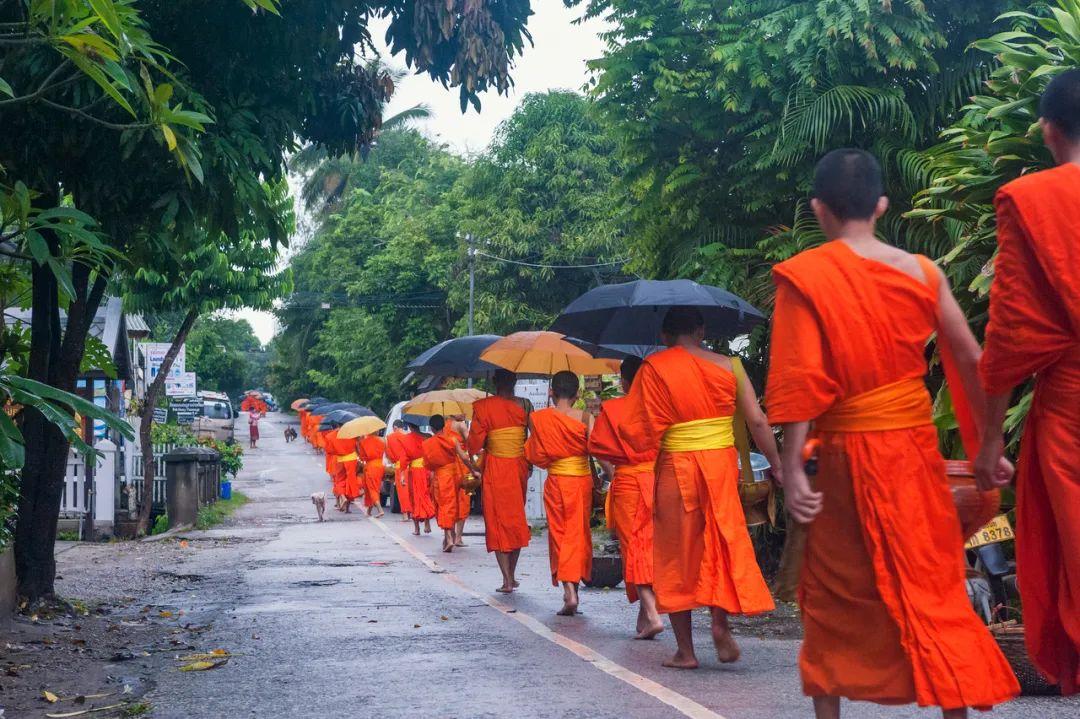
{"left": 185, "top": 317, "right": 263, "bottom": 401}
{"left": 574, "top": 0, "right": 1017, "bottom": 299}
{"left": 271, "top": 91, "right": 629, "bottom": 411}
{"left": 4, "top": 0, "right": 534, "bottom": 597}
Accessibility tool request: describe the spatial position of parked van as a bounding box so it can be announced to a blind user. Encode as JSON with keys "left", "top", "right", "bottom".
{"left": 193, "top": 390, "right": 235, "bottom": 443}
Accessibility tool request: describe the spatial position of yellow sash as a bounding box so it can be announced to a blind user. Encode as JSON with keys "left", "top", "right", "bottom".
{"left": 335, "top": 452, "right": 358, "bottom": 462}
{"left": 614, "top": 460, "right": 655, "bottom": 478}
{"left": 410, "top": 458, "right": 425, "bottom": 469}
{"left": 547, "top": 455, "right": 591, "bottom": 476}
{"left": 815, "top": 377, "right": 931, "bottom": 433}
{"left": 486, "top": 426, "right": 526, "bottom": 458}
{"left": 660, "top": 357, "right": 754, "bottom": 485}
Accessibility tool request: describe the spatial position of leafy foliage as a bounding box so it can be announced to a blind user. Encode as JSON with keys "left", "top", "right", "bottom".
{"left": 270, "top": 92, "right": 629, "bottom": 412}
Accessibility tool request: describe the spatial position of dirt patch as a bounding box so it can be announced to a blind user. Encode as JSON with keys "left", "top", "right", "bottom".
{"left": 0, "top": 598, "right": 208, "bottom": 718}
{"left": 730, "top": 599, "right": 803, "bottom": 640}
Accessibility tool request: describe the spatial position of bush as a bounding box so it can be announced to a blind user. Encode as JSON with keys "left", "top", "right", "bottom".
{"left": 149, "top": 422, "right": 243, "bottom": 477}
{"left": 151, "top": 513, "right": 169, "bottom": 536}
{"left": 195, "top": 492, "right": 248, "bottom": 530}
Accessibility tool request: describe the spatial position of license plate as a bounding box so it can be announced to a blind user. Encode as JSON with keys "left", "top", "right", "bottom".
{"left": 964, "top": 514, "right": 1014, "bottom": 549}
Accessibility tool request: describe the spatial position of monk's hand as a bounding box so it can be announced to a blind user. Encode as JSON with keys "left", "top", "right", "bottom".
{"left": 784, "top": 467, "right": 823, "bottom": 524}
{"left": 974, "top": 438, "right": 1012, "bottom": 491}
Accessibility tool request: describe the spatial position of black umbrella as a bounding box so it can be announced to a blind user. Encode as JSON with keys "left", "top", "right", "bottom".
{"left": 406, "top": 335, "right": 503, "bottom": 378}
{"left": 550, "top": 279, "right": 765, "bottom": 346}
{"left": 564, "top": 337, "right": 663, "bottom": 360}
{"left": 317, "top": 409, "right": 361, "bottom": 431}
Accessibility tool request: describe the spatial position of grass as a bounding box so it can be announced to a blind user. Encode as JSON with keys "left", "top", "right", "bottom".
{"left": 122, "top": 702, "right": 152, "bottom": 717}
{"left": 56, "top": 530, "right": 80, "bottom": 541}
{"left": 195, "top": 491, "right": 249, "bottom": 530}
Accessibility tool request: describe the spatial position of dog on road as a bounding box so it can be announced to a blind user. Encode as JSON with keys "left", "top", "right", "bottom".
{"left": 284, "top": 426, "right": 298, "bottom": 443}
{"left": 311, "top": 492, "right": 326, "bottom": 522}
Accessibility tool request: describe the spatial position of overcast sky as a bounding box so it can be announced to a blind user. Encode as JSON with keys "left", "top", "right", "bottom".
{"left": 237, "top": 2, "right": 608, "bottom": 345}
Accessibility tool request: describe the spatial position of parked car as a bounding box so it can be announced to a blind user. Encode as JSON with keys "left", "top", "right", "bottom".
{"left": 193, "top": 390, "right": 235, "bottom": 443}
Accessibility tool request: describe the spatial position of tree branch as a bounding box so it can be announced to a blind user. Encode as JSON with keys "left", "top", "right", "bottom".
{"left": 39, "top": 98, "right": 153, "bottom": 131}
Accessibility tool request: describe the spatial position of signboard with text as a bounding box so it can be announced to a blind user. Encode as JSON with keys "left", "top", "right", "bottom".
{"left": 170, "top": 396, "right": 202, "bottom": 425}
{"left": 165, "top": 372, "right": 197, "bottom": 397}
{"left": 140, "top": 342, "right": 186, "bottom": 381}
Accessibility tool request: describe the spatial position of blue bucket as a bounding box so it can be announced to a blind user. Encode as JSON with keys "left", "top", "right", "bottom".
{"left": 220, "top": 480, "right": 232, "bottom": 500}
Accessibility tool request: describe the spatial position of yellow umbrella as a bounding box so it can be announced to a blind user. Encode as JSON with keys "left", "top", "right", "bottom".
{"left": 290, "top": 398, "right": 310, "bottom": 410}
{"left": 404, "top": 388, "right": 489, "bottom": 418}
{"left": 479, "top": 331, "right": 620, "bottom": 376}
{"left": 336, "top": 415, "right": 387, "bottom": 440}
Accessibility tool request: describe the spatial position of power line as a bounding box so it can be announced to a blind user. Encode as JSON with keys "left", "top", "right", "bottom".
{"left": 473, "top": 250, "right": 629, "bottom": 270}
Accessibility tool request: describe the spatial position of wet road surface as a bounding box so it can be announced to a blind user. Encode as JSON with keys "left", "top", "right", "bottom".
{"left": 146, "top": 413, "right": 1079, "bottom": 719}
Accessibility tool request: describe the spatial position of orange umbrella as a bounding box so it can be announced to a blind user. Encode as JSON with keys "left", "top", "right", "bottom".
{"left": 479, "top": 331, "right": 620, "bottom": 377}
{"left": 290, "top": 398, "right": 310, "bottom": 410}
{"left": 404, "top": 388, "right": 488, "bottom": 418}
{"left": 337, "top": 415, "right": 387, "bottom": 440}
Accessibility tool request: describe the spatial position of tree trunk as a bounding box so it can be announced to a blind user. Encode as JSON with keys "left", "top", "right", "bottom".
{"left": 136, "top": 308, "right": 199, "bottom": 535}
{"left": 15, "top": 255, "right": 107, "bottom": 601}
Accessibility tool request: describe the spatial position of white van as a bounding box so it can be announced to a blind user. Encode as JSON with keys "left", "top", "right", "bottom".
{"left": 192, "top": 390, "right": 235, "bottom": 443}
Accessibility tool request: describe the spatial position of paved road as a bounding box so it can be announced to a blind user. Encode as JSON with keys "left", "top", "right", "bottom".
{"left": 147, "top": 413, "right": 1078, "bottom": 719}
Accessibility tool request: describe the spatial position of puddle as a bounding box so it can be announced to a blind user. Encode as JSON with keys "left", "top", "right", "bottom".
{"left": 288, "top": 579, "right": 341, "bottom": 588}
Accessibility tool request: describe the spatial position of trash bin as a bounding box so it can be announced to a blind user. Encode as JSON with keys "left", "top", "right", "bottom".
{"left": 220, "top": 479, "right": 232, "bottom": 500}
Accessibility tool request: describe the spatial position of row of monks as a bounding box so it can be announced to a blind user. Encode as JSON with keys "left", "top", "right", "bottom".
{"left": 298, "top": 411, "right": 473, "bottom": 550}
{"left": 303, "top": 72, "right": 1079, "bottom": 719}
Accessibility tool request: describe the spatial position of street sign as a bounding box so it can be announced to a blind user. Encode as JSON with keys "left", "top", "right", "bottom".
{"left": 515, "top": 379, "right": 549, "bottom": 411}
{"left": 152, "top": 406, "right": 169, "bottom": 424}
{"left": 140, "top": 342, "right": 186, "bottom": 381}
{"left": 170, "top": 396, "right": 202, "bottom": 425}
{"left": 165, "top": 372, "right": 197, "bottom": 397}
{"left": 583, "top": 375, "right": 603, "bottom": 392}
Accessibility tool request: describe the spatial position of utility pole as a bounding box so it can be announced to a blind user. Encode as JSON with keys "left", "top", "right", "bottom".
{"left": 467, "top": 233, "right": 475, "bottom": 337}
{"left": 467, "top": 233, "right": 475, "bottom": 389}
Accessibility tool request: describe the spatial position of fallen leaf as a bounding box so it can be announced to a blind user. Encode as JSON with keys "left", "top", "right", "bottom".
{"left": 158, "top": 611, "right": 173, "bottom": 618}
{"left": 440, "top": 616, "right": 449, "bottom": 621}
{"left": 179, "top": 659, "right": 226, "bottom": 672}
{"left": 211, "top": 648, "right": 228, "bottom": 655}
{"left": 43, "top": 690, "right": 60, "bottom": 703}
{"left": 413, "top": 624, "right": 421, "bottom": 628}
{"left": 179, "top": 540, "right": 189, "bottom": 548}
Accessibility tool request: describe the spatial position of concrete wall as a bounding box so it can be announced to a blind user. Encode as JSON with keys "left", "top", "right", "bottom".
{"left": 0, "top": 546, "right": 16, "bottom": 618}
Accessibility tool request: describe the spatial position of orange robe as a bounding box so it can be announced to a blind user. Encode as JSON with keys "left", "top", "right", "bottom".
{"left": 325, "top": 431, "right": 360, "bottom": 501}
{"left": 767, "top": 240, "right": 1018, "bottom": 709}
{"left": 313, "top": 420, "right": 328, "bottom": 451}
{"left": 298, "top": 410, "right": 310, "bottom": 442}
{"left": 358, "top": 435, "right": 386, "bottom": 510}
{"left": 589, "top": 395, "right": 657, "bottom": 603}
{"left": 401, "top": 431, "right": 435, "bottom": 521}
{"left": 321, "top": 428, "right": 344, "bottom": 495}
{"left": 468, "top": 396, "right": 531, "bottom": 553}
{"left": 423, "top": 429, "right": 472, "bottom": 530}
{"left": 981, "top": 164, "right": 1080, "bottom": 696}
{"left": 620, "top": 347, "right": 772, "bottom": 616}
{"left": 525, "top": 408, "right": 592, "bottom": 586}
{"left": 385, "top": 430, "right": 412, "bottom": 514}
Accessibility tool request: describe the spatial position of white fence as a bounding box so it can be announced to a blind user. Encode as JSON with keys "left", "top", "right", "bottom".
{"left": 59, "top": 439, "right": 177, "bottom": 529}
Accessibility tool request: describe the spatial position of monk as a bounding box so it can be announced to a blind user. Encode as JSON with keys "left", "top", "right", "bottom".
{"left": 320, "top": 426, "right": 347, "bottom": 509}
{"left": 620, "top": 306, "right": 781, "bottom": 669}
{"left": 324, "top": 428, "right": 361, "bottom": 512}
{"left": 468, "top": 369, "right": 532, "bottom": 593}
{"left": 401, "top": 423, "right": 434, "bottom": 535}
{"left": 524, "top": 371, "right": 595, "bottom": 616}
{"left": 385, "top": 420, "right": 412, "bottom": 521}
{"left": 423, "top": 414, "right": 479, "bottom": 552}
{"left": 358, "top": 432, "right": 386, "bottom": 519}
{"left": 975, "top": 70, "right": 1080, "bottom": 696}
{"left": 589, "top": 356, "right": 662, "bottom": 639}
{"left": 769, "top": 149, "right": 1019, "bottom": 718}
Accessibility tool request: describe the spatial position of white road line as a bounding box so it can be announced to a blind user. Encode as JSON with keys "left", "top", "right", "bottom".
{"left": 369, "top": 516, "right": 729, "bottom": 719}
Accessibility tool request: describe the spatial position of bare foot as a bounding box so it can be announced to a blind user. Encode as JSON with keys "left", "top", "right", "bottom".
{"left": 712, "top": 625, "right": 741, "bottom": 663}
{"left": 424, "top": 522, "right": 432, "bottom": 534}
{"left": 412, "top": 530, "right": 421, "bottom": 536}
{"left": 636, "top": 608, "right": 647, "bottom": 635}
{"left": 442, "top": 539, "right": 453, "bottom": 553}
{"left": 635, "top": 621, "right": 665, "bottom": 641}
{"left": 495, "top": 585, "right": 514, "bottom": 594}
{"left": 512, "top": 580, "right": 520, "bottom": 588}
{"left": 556, "top": 602, "right": 578, "bottom": 616}
{"left": 375, "top": 511, "right": 385, "bottom": 519}
{"left": 662, "top": 652, "right": 699, "bottom": 669}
